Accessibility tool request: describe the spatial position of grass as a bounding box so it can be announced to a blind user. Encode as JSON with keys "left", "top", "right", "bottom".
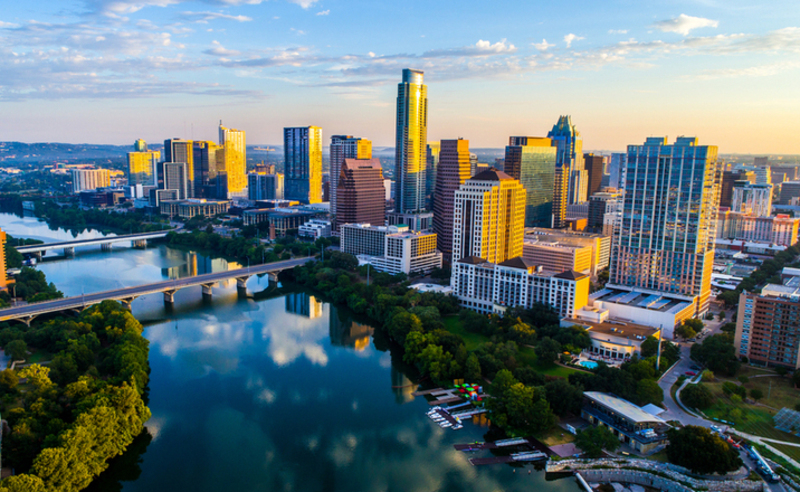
{"left": 535, "top": 426, "right": 576, "bottom": 446}
{"left": 769, "top": 442, "right": 800, "bottom": 463}
{"left": 442, "top": 316, "right": 489, "bottom": 351}
{"left": 647, "top": 450, "right": 671, "bottom": 463}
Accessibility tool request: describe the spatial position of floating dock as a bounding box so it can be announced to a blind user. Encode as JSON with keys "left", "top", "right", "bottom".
{"left": 468, "top": 451, "right": 547, "bottom": 466}
{"left": 429, "top": 396, "right": 463, "bottom": 406}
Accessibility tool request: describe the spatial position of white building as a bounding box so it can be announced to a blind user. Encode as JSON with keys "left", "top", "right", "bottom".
{"left": 298, "top": 219, "right": 332, "bottom": 239}
{"left": 562, "top": 307, "right": 661, "bottom": 362}
{"left": 71, "top": 168, "right": 111, "bottom": 193}
{"left": 732, "top": 182, "right": 773, "bottom": 217}
{"left": 451, "top": 256, "right": 590, "bottom": 317}
{"left": 341, "top": 223, "right": 442, "bottom": 275}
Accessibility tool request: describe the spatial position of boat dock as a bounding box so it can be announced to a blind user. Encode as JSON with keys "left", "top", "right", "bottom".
{"left": 468, "top": 451, "right": 547, "bottom": 466}
{"left": 451, "top": 408, "right": 487, "bottom": 418}
{"left": 429, "top": 396, "right": 462, "bottom": 406}
{"left": 427, "top": 407, "right": 463, "bottom": 430}
{"left": 454, "top": 437, "right": 528, "bottom": 451}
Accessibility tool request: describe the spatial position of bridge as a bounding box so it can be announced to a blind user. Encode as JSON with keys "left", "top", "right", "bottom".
{"left": 0, "top": 257, "right": 313, "bottom": 325}
{"left": 16, "top": 231, "right": 171, "bottom": 257}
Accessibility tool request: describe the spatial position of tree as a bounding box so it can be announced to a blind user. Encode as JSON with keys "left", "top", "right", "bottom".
{"left": 750, "top": 388, "right": 764, "bottom": 401}
{"left": 636, "top": 379, "right": 663, "bottom": 405}
{"left": 465, "top": 353, "right": 482, "bottom": 381}
{"left": 666, "top": 426, "right": 743, "bottom": 475}
{"left": 329, "top": 251, "right": 359, "bottom": 271}
{"left": 691, "top": 335, "right": 740, "bottom": 376}
{"left": 544, "top": 378, "right": 584, "bottom": 416}
{"left": 535, "top": 337, "right": 561, "bottom": 365}
{"left": 720, "top": 323, "right": 737, "bottom": 334}
{"left": 776, "top": 366, "right": 789, "bottom": 377}
{"left": 575, "top": 426, "right": 620, "bottom": 458}
{"left": 385, "top": 310, "right": 423, "bottom": 345}
{"left": 681, "top": 383, "right": 715, "bottom": 410}
{"left": 675, "top": 321, "right": 698, "bottom": 340}
{"left": 18, "top": 364, "right": 53, "bottom": 391}
{"left": 718, "top": 311, "right": 726, "bottom": 321}
{"left": 5, "top": 339, "right": 28, "bottom": 361}
{"left": 0, "top": 369, "right": 19, "bottom": 392}
{"left": 0, "top": 474, "right": 46, "bottom": 492}
{"left": 487, "top": 370, "right": 556, "bottom": 436}
{"left": 792, "top": 370, "right": 800, "bottom": 388}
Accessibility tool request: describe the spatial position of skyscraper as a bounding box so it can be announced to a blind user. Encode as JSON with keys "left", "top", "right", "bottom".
{"left": 219, "top": 123, "right": 246, "bottom": 196}
{"left": 394, "top": 69, "right": 428, "bottom": 213}
{"left": 134, "top": 139, "right": 147, "bottom": 152}
{"left": 610, "top": 136, "right": 721, "bottom": 314}
{"left": 127, "top": 142, "right": 160, "bottom": 187}
{"left": 432, "top": 139, "right": 472, "bottom": 260}
{"left": 164, "top": 138, "right": 194, "bottom": 196}
{"left": 336, "top": 158, "right": 385, "bottom": 231}
{"left": 451, "top": 168, "right": 526, "bottom": 264}
{"left": 284, "top": 126, "right": 323, "bottom": 204}
{"left": 583, "top": 153, "right": 605, "bottom": 198}
{"left": 162, "top": 161, "right": 188, "bottom": 199}
{"left": 547, "top": 115, "right": 586, "bottom": 204}
{"left": 330, "top": 135, "right": 372, "bottom": 223}
{"left": 248, "top": 173, "right": 284, "bottom": 200}
{"left": 192, "top": 141, "right": 220, "bottom": 198}
{"left": 425, "top": 142, "right": 440, "bottom": 210}
{"left": 504, "top": 136, "right": 558, "bottom": 228}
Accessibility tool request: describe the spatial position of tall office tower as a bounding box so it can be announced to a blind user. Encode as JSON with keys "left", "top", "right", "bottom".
{"left": 719, "top": 170, "right": 740, "bottom": 207}
{"left": 425, "top": 142, "right": 440, "bottom": 210}
{"left": 780, "top": 181, "right": 800, "bottom": 205}
{"left": 432, "top": 139, "right": 472, "bottom": 260}
{"left": 330, "top": 135, "right": 372, "bottom": 223}
{"left": 394, "top": 69, "right": 428, "bottom": 213}
{"left": 164, "top": 138, "right": 195, "bottom": 197}
{"left": 71, "top": 169, "right": 111, "bottom": 193}
{"left": 134, "top": 139, "right": 147, "bottom": 152}
{"left": 504, "top": 136, "right": 558, "bottom": 228}
{"left": 547, "top": 115, "right": 585, "bottom": 204}
{"left": 608, "top": 153, "right": 625, "bottom": 189}
{"left": 192, "top": 141, "right": 220, "bottom": 198}
{"left": 610, "top": 137, "right": 722, "bottom": 315}
{"left": 336, "top": 158, "right": 385, "bottom": 231}
{"left": 588, "top": 190, "right": 623, "bottom": 234}
{"left": 731, "top": 181, "right": 773, "bottom": 217}
{"left": 451, "top": 168, "right": 526, "bottom": 264}
{"left": 219, "top": 123, "right": 247, "bottom": 196}
{"left": 469, "top": 153, "right": 478, "bottom": 177}
{"left": 284, "top": 126, "right": 323, "bottom": 204}
{"left": 127, "top": 148, "right": 161, "bottom": 187}
{"left": 162, "top": 161, "right": 189, "bottom": 199}
{"left": 0, "top": 227, "right": 9, "bottom": 291}
{"left": 248, "top": 173, "right": 284, "bottom": 200}
{"left": 583, "top": 153, "right": 605, "bottom": 198}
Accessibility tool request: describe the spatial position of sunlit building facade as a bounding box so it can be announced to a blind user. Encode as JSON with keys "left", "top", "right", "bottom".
{"left": 548, "top": 115, "right": 586, "bottom": 205}
{"left": 425, "top": 142, "right": 440, "bottom": 210}
{"left": 336, "top": 158, "right": 385, "bottom": 232}
{"left": 330, "top": 135, "right": 372, "bottom": 221}
{"left": 127, "top": 149, "right": 160, "bottom": 187}
{"left": 164, "top": 138, "right": 195, "bottom": 197}
{"left": 219, "top": 123, "right": 246, "bottom": 196}
{"left": 432, "top": 138, "right": 472, "bottom": 260}
{"left": 284, "top": 126, "right": 323, "bottom": 204}
{"left": 395, "top": 69, "right": 428, "bottom": 214}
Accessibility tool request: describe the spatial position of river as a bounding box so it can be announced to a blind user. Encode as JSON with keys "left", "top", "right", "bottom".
{"left": 0, "top": 213, "right": 579, "bottom": 492}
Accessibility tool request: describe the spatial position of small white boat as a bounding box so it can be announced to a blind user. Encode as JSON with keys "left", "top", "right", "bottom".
{"left": 439, "top": 422, "right": 452, "bottom": 428}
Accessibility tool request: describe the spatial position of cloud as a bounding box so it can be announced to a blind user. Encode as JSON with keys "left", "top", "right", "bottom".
{"left": 608, "top": 29, "right": 628, "bottom": 35}
{"left": 653, "top": 14, "right": 719, "bottom": 36}
{"left": 564, "top": 33, "right": 584, "bottom": 48}
{"left": 84, "top": 0, "right": 266, "bottom": 17}
{"left": 316, "top": 9, "right": 329, "bottom": 16}
{"left": 0, "top": 21, "right": 20, "bottom": 28}
{"left": 179, "top": 11, "right": 252, "bottom": 22}
{"left": 695, "top": 60, "right": 800, "bottom": 80}
{"left": 288, "top": 0, "right": 318, "bottom": 9}
{"left": 204, "top": 40, "right": 241, "bottom": 56}
{"left": 422, "top": 39, "right": 516, "bottom": 57}
{"left": 532, "top": 39, "right": 554, "bottom": 51}
{"left": 290, "top": 27, "right": 306, "bottom": 35}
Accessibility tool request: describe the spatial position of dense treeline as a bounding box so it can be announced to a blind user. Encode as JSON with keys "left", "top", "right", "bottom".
{"left": 34, "top": 201, "right": 167, "bottom": 235}
{"left": 5, "top": 235, "right": 44, "bottom": 269}
{"left": 4, "top": 267, "right": 63, "bottom": 303}
{"left": 0, "top": 301, "right": 151, "bottom": 492}
{"left": 285, "top": 252, "right": 679, "bottom": 436}
{"left": 718, "top": 242, "right": 800, "bottom": 306}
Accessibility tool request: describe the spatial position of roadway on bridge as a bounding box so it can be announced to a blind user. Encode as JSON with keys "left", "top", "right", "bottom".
{"left": 16, "top": 231, "right": 171, "bottom": 254}
{"left": 0, "top": 257, "right": 313, "bottom": 322}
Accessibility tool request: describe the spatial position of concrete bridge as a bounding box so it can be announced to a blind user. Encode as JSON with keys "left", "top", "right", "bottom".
{"left": 0, "top": 257, "right": 313, "bottom": 325}
{"left": 16, "top": 231, "right": 171, "bottom": 258}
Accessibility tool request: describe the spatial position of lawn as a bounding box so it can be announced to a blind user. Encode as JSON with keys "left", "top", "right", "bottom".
{"left": 535, "top": 426, "right": 575, "bottom": 446}
{"left": 443, "top": 316, "right": 490, "bottom": 351}
{"left": 769, "top": 442, "right": 800, "bottom": 463}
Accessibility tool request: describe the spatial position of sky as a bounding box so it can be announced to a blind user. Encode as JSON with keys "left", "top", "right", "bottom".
{"left": 2, "top": 0, "right": 800, "bottom": 153}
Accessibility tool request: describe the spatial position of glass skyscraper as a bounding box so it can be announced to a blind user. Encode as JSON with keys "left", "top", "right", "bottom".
{"left": 394, "top": 69, "right": 428, "bottom": 213}
{"left": 219, "top": 123, "right": 246, "bottom": 197}
{"left": 547, "top": 115, "right": 586, "bottom": 205}
{"left": 504, "top": 136, "right": 557, "bottom": 228}
{"left": 284, "top": 126, "right": 323, "bottom": 204}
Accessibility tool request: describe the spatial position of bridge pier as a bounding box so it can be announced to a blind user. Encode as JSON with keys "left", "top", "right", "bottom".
{"left": 268, "top": 272, "right": 279, "bottom": 283}
{"left": 132, "top": 239, "right": 148, "bottom": 249}
{"left": 119, "top": 296, "right": 137, "bottom": 310}
{"left": 202, "top": 283, "right": 214, "bottom": 300}
{"left": 164, "top": 290, "right": 176, "bottom": 305}
{"left": 101, "top": 243, "right": 113, "bottom": 252}
{"left": 64, "top": 247, "right": 75, "bottom": 256}
{"left": 35, "top": 252, "right": 43, "bottom": 261}
{"left": 236, "top": 276, "right": 251, "bottom": 289}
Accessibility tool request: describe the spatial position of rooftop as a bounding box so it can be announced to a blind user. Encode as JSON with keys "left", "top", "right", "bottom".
{"left": 470, "top": 167, "right": 513, "bottom": 182}
{"left": 566, "top": 317, "right": 660, "bottom": 340}
{"left": 584, "top": 391, "right": 666, "bottom": 424}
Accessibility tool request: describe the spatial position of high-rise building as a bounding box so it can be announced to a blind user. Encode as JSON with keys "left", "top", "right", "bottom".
{"left": 394, "top": 69, "right": 428, "bottom": 213}
{"left": 588, "top": 190, "right": 623, "bottom": 235}
{"left": 779, "top": 181, "right": 800, "bottom": 205}
{"left": 451, "top": 168, "right": 526, "bottom": 264}
{"left": 71, "top": 169, "right": 110, "bottom": 193}
{"left": 719, "top": 170, "right": 741, "bottom": 208}
{"left": 192, "top": 141, "right": 220, "bottom": 198}
{"left": 548, "top": 115, "right": 585, "bottom": 204}
{"left": 127, "top": 148, "right": 160, "bottom": 187}
{"left": 248, "top": 173, "right": 284, "bottom": 201}
{"left": 607, "top": 153, "right": 625, "bottom": 190}
{"left": 330, "top": 135, "right": 372, "bottom": 221}
{"left": 162, "top": 161, "right": 189, "bottom": 199}
{"left": 133, "top": 139, "right": 147, "bottom": 152}
{"left": 218, "top": 123, "right": 246, "bottom": 196}
{"left": 164, "top": 138, "right": 195, "bottom": 197}
{"left": 584, "top": 153, "right": 605, "bottom": 198}
{"left": 717, "top": 211, "right": 799, "bottom": 247}
{"left": 772, "top": 166, "right": 799, "bottom": 184}
{"left": 284, "top": 126, "right": 323, "bottom": 204}
{"left": 336, "top": 158, "right": 385, "bottom": 231}
{"left": 0, "top": 227, "right": 11, "bottom": 291}
{"left": 340, "top": 223, "right": 441, "bottom": 275}
{"left": 731, "top": 181, "right": 773, "bottom": 217}
{"left": 609, "top": 136, "right": 721, "bottom": 316}
{"left": 425, "top": 142, "right": 440, "bottom": 210}
{"left": 504, "top": 136, "right": 558, "bottom": 228}
{"left": 432, "top": 139, "right": 472, "bottom": 260}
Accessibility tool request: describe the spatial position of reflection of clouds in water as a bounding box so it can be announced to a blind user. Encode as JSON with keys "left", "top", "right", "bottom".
{"left": 328, "top": 433, "right": 359, "bottom": 467}
{"left": 258, "top": 303, "right": 330, "bottom": 367}
{"left": 145, "top": 415, "right": 168, "bottom": 442}
{"left": 256, "top": 388, "right": 277, "bottom": 405}
{"left": 378, "top": 352, "right": 392, "bottom": 369}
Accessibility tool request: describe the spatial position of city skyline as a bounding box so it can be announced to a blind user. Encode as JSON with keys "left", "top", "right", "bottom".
{"left": 2, "top": 1, "right": 800, "bottom": 154}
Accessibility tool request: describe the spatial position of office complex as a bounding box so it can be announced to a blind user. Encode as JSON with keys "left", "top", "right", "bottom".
{"left": 773, "top": 166, "right": 799, "bottom": 184}
{"left": 779, "top": 181, "right": 800, "bottom": 205}
{"left": 451, "top": 168, "right": 526, "bottom": 264}
{"left": 526, "top": 228, "right": 611, "bottom": 276}
{"left": 298, "top": 219, "right": 332, "bottom": 239}
{"left": 340, "top": 223, "right": 441, "bottom": 275}
{"left": 504, "top": 137, "right": 558, "bottom": 228}
{"left": 604, "top": 136, "right": 722, "bottom": 329}
{"left": 522, "top": 237, "right": 592, "bottom": 274}
{"left": 425, "top": 142, "right": 440, "bottom": 210}
{"left": 160, "top": 199, "right": 230, "bottom": 219}
{"left": 71, "top": 169, "right": 110, "bottom": 193}
{"left": 717, "top": 211, "right": 799, "bottom": 247}
{"left": 394, "top": 69, "right": 428, "bottom": 214}
{"left": 734, "top": 269, "right": 800, "bottom": 369}
{"left": 134, "top": 139, "right": 147, "bottom": 152}
{"left": 720, "top": 170, "right": 744, "bottom": 208}
{"left": 731, "top": 181, "right": 773, "bottom": 217}
{"left": 607, "top": 153, "right": 625, "bottom": 190}
{"left": 432, "top": 139, "right": 472, "bottom": 260}
{"left": 284, "top": 126, "right": 323, "bottom": 204}
{"left": 330, "top": 135, "right": 372, "bottom": 220}
{"left": 248, "top": 173, "right": 284, "bottom": 201}
{"left": 336, "top": 158, "right": 385, "bottom": 231}
{"left": 218, "top": 123, "right": 246, "bottom": 196}
{"left": 162, "top": 161, "right": 189, "bottom": 199}
{"left": 164, "top": 138, "right": 195, "bottom": 197}
{"left": 548, "top": 115, "right": 585, "bottom": 205}
{"left": 127, "top": 140, "right": 160, "bottom": 187}
{"left": 584, "top": 153, "right": 605, "bottom": 198}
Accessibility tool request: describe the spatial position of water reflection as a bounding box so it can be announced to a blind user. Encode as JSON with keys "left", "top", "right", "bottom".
{"left": 285, "top": 291, "right": 324, "bottom": 319}
{"left": 329, "top": 305, "right": 374, "bottom": 351}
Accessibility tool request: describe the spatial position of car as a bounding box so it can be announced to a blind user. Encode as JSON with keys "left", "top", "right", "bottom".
{"left": 690, "top": 365, "right": 701, "bottom": 370}
{"left": 687, "top": 338, "right": 697, "bottom": 342}
{"left": 685, "top": 371, "right": 697, "bottom": 376}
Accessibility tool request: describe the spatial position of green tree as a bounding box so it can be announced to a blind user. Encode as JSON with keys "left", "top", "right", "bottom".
{"left": 675, "top": 321, "right": 698, "bottom": 340}
{"left": 0, "top": 369, "right": 19, "bottom": 392}
{"left": 385, "top": 311, "right": 423, "bottom": 345}
{"left": 465, "top": 353, "right": 482, "bottom": 382}
{"left": 488, "top": 370, "right": 556, "bottom": 436}
{"left": 18, "top": 364, "right": 53, "bottom": 391}
{"left": 666, "top": 426, "right": 743, "bottom": 474}
{"left": 750, "top": 388, "right": 764, "bottom": 401}
{"left": 544, "top": 378, "right": 584, "bottom": 416}
{"left": 575, "top": 426, "right": 620, "bottom": 458}
{"left": 681, "top": 383, "right": 715, "bottom": 410}
{"left": 691, "top": 334, "right": 740, "bottom": 376}
{"left": 635, "top": 379, "right": 663, "bottom": 405}
{"left": 5, "top": 339, "right": 28, "bottom": 360}
{"left": 720, "top": 322, "right": 737, "bottom": 334}
{"left": 535, "top": 337, "right": 561, "bottom": 365}
{"left": 0, "top": 474, "right": 46, "bottom": 492}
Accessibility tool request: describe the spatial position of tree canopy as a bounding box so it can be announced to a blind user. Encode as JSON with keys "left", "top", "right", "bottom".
{"left": 666, "top": 426, "right": 743, "bottom": 475}
{"left": 575, "top": 426, "right": 620, "bottom": 458}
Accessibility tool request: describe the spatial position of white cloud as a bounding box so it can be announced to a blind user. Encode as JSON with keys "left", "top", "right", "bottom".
{"left": 608, "top": 29, "right": 628, "bottom": 35}
{"left": 653, "top": 14, "right": 718, "bottom": 36}
{"left": 422, "top": 39, "right": 516, "bottom": 57}
{"left": 288, "top": 0, "right": 318, "bottom": 9}
{"left": 695, "top": 60, "right": 800, "bottom": 80}
{"left": 564, "top": 33, "right": 584, "bottom": 48}
{"left": 532, "top": 38, "right": 554, "bottom": 51}
{"left": 204, "top": 40, "right": 241, "bottom": 56}
{"left": 316, "top": 9, "right": 329, "bottom": 16}
{"left": 180, "top": 11, "right": 252, "bottom": 22}
{"left": 290, "top": 27, "right": 306, "bottom": 35}
{"left": 0, "top": 21, "right": 20, "bottom": 28}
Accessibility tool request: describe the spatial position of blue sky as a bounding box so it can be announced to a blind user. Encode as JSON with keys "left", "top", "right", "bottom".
{"left": 2, "top": 0, "right": 800, "bottom": 153}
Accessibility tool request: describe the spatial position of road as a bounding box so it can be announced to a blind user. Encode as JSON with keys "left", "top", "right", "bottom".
{"left": 16, "top": 230, "right": 171, "bottom": 253}
{"left": 0, "top": 257, "right": 312, "bottom": 322}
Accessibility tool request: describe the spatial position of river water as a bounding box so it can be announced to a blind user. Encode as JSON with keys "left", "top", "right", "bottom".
{"left": 0, "top": 213, "right": 578, "bottom": 492}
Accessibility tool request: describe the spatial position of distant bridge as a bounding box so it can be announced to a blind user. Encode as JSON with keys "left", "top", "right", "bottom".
{"left": 16, "top": 231, "right": 171, "bottom": 257}
{"left": 0, "top": 257, "right": 313, "bottom": 325}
